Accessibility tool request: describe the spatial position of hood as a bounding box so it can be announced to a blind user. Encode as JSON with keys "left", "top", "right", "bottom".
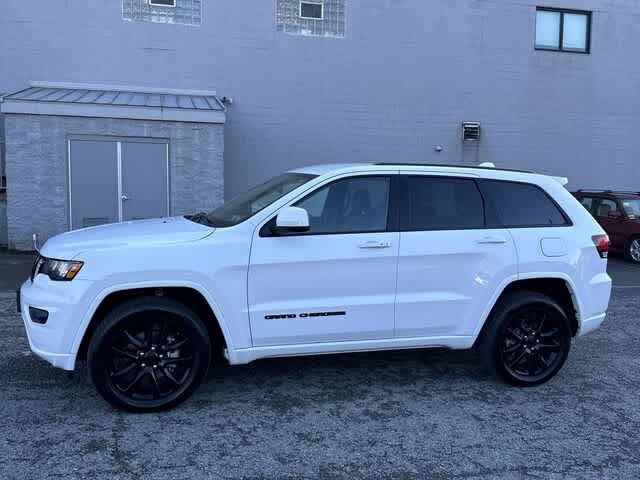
{"left": 40, "top": 217, "right": 214, "bottom": 259}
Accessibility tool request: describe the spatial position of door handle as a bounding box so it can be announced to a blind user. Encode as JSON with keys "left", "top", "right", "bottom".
{"left": 121, "top": 195, "right": 130, "bottom": 202}
{"left": 476, "top": 235, "right": 507, "bottom": 244}
{"left": 359, "top": 240, "right": 391, "bottom": 249}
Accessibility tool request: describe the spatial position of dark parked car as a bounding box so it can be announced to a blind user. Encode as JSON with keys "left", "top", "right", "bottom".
{"left": 573, "top": 190, "right": 640, "bottom": 264}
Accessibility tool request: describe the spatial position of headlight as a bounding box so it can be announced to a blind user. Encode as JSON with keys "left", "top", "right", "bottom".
{"left": 34, "top": 256, "right": 84, "bottom": 281}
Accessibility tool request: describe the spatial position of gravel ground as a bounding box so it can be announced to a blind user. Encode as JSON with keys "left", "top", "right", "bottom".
{"left": 0, "top": 285, "right": 639, "bottom": 479}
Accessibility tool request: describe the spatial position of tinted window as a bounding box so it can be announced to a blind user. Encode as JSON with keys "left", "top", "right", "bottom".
{"left": 402, "top": 176, "right": 484, "bottom": 231}
{"left": 479, "top": 180, "right": 569, "bottom": 227}
{"left": 596, "top": 199, "right": 619, "bottom": 218}
{"left": 579, "top": 196, "right": 596, "bottom": 215}
{"left": 294, "top": 176, "right": 390, "bottom": 234}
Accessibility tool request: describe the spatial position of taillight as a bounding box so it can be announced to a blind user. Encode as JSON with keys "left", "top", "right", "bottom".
{"left": 592, "top": 234, "right": 610, "bottom": 259}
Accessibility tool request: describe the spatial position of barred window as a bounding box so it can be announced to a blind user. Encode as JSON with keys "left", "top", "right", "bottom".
{"left": 277, "top": 0, "right": 346, "bottom": 38}
{"left": 122, "top": 0, "right": 201, "bottom": 26}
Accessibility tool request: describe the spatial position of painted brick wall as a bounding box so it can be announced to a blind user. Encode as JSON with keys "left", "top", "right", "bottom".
{"left": 4, "top": 114, "right": 223, "bottom": 250}
{"left": 1, "top": 0, "right": 639, "bottom": 200}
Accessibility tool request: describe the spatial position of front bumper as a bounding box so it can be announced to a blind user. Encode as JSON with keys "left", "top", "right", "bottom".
{"left": 19, "top": 276, "right": 94, "bottom": 371}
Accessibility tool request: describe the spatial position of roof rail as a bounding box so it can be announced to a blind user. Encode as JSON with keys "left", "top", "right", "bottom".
{"left": 576, "top": 189, "right": 640, "bottom": 195}
{"left": 374, "top": 163, "right": 534, "bottom": 174}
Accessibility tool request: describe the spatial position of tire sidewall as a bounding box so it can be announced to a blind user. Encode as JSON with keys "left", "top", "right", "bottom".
{"left": 87, "top": 298, "right": 211, "bottom": 412}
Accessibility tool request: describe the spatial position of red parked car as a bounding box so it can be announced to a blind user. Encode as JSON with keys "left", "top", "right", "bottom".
{"left": 573, "top": 190, "right": 640, "bottom": 263}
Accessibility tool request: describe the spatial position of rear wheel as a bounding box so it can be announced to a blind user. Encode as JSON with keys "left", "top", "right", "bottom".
{"left": 626, "top": 237, "right": 640, "bottom": 264}
{"left": 87, "top": 297, "right": 211, "bottom": 412}
{"left": 480, "top": 291, "right": 571, "bottom": 387}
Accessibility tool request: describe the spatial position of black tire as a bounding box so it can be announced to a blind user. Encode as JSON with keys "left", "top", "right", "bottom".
{"left": 625, "top": 236, "right": 640, "bottom": 264}
{"left": 87, "top": 296, "right": 211, "bottom": 412}
{"left": 479, "top": 290, "right": 571, "bottom": 387}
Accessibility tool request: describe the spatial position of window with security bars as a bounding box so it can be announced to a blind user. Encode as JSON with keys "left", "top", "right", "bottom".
{"left": 277, "top": 0, "right": 346, "bottom": 38}
{"left": 122, "top": 0, "right": 201, "bottom": 26}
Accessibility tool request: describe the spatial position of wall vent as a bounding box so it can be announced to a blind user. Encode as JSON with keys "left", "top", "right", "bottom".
{"left": 462, "top": 122, "right": 481, "bottom": 141}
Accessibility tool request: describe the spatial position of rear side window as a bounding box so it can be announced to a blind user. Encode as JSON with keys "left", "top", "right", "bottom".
{"left": 479, "top": 180, "right": 569, "bottom": 227}
{"left": 402, "top": 176, "right": 484, "bottom": 231}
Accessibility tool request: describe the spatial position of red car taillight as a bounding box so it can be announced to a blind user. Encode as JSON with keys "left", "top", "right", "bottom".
{"left": 592, "top": 234, "right": 610, "bottom": 259}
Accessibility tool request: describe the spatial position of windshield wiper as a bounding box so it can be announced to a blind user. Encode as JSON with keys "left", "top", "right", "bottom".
{"left": 184, "top": 212, "right": 215, "bottom": 227}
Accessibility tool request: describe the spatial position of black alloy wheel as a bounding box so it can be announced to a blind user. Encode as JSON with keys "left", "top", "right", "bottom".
{"left": 88, "top": 297, "right": 211, "bottom": 412}
{"left": 480, "top": 290, "right": 571, "bottom": 387}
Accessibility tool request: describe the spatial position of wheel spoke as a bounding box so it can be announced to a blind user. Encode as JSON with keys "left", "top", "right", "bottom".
{"left": 121, "top": 369, "right": 147, "bottom": 392}
{"left": 507, "top": 350, "right": 527, "bottom": 368}
{"left": 538, "top": 342, "right": 562, "bottom": 350}
{"left": 540, "top": 327, "right": 560, "bottom": 338}
{"left": 537, "top": 312, "right": 546, "bottom": 333}
{"left": 166, "top": 337, "right": 189, "bottom": 351}
{"left": 112, "top": 347, "right": 138, "bottom": 361}
{"left": 163, "top": 356, "right": 193, "bottom": 365}
{"left": 123, "top": 330, "right": 145, "bottom": 349}
{"left": 506, "top": 328, "right": 524, "bottom": 342}
{"left": 163, "top": 367, "right": 184, "bottom": 386}
{"left": 111, "top": 362, "right": 137, "bottom": 378}
{"left": 503, "top": 343, "right": 522, "bottom": 354}
{"left": 149, "top": 368, "right": 162, "bottom": 397}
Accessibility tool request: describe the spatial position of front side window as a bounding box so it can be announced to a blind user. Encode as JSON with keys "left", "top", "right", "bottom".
{"left": 294, "top": 176, "right": 390, "bottom": 234}
{"left": 479, "top": 180, "right": 570, "bottom": 227}
{"left": 205, "top": 173, "right": 316, "bottom": 227}
{"left": 402, "top": 176, "right": 484, "bottom": 231}
{"left": 535, "top": 7, "right": 591, "bottom": 53}
{"left": 595, "top": 199, "right": 620, "bottom": 218}
{"left": 622, "top": 199, "right": 640, "bottom": 220}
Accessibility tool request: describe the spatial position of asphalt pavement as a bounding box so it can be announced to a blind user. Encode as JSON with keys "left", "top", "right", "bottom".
{"left": 0, "top": 251, "right": 638, "bottom": 479}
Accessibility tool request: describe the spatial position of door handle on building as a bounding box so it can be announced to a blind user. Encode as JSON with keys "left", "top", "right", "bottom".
{"left": 476, "top": 235, "right": 507, "bottom": 244}
{"left": 359, "top": 240, "right": 391, "bottom": 249}
{"left": 121, "top": 195, "right": 130, "bottom": 202}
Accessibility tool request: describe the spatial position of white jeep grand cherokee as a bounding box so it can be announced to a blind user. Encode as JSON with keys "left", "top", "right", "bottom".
{"left": 18, "top": 163, "right": 612, "bottom": 411}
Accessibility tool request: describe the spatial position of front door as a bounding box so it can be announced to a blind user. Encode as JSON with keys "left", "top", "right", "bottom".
{"left": 248, "top": 174, "right": 399, "bottom": 347}
{"left": 69, "top": 138, "right": 169, "bottom": 229}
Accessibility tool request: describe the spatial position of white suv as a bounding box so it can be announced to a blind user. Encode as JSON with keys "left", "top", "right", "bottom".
{"left": 18, "top": 163, "right": 612, "bottom": 411}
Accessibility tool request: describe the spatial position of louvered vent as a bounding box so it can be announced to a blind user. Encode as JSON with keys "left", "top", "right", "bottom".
{"left": 462, "top": 122, "right": 481, "bottom": 141}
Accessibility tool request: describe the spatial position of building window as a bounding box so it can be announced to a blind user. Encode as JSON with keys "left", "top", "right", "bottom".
{"left": 148, "top": 0, "right": 176, "bottom": 7}
{"left": 535, "top": 7, "right": 591, "bottom": 53}
{"left": 122, "top": 0, "right": 201, "bottom": 26}
{"left": 300, "top": 2, "right": 323, "bottom": 20}
{"left": 277, "top": 0, "right": 345, "bottom": 38}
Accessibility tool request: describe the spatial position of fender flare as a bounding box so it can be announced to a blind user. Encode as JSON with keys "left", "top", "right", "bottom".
{"left": 472, "top": 272, "right": 582, "bottom": 338}
{"left": 68, "top": 280, "right": 236, "bottom": 362}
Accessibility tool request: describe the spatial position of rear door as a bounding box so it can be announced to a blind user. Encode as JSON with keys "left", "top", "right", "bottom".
{"left": 248, "top": 174, "right": 399, "bottom": 347}
{"left": 394, "top": 174, "right": 517, "bottom": 338}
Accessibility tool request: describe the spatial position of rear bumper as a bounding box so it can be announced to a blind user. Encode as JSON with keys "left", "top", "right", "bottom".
{"left": 578, "top": 312, "right": 607, "bottom": 337}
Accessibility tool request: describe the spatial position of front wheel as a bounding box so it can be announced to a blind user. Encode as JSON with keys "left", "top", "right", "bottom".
{"left": 479, "top": 291, "right": 571, "bottom": 387}
{"left": 87, "top": 297, "right": 211, "bottom": 412}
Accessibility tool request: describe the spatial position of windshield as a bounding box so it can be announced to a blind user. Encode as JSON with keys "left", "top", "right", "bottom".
{"left": 622, "top": 199, "right": 640, "bottom": 220}
{"left": 204, "top": 173, "right": 317, "bottom": 227}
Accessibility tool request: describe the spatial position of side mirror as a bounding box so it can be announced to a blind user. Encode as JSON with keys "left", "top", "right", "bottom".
{"left": 273, "top": 207, "right": 310, "bottom": 234}
{"left": 608, "top": 210, "right": 624, "bottom": 220}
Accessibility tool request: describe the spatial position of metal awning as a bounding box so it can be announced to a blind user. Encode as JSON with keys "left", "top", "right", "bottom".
{"left": 0, "top": 81, "right": 226, "bottom": 124}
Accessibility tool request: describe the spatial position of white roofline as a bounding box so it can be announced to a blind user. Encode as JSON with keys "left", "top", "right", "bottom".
{"left": 29, "top": 81, "right": 218, "bottom": 97}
